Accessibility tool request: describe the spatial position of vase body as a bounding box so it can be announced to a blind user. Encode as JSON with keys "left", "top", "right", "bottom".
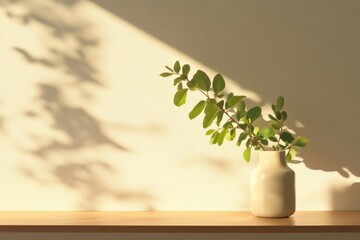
{"left": 250, "top": 151, "right": 295, "bottom": 218}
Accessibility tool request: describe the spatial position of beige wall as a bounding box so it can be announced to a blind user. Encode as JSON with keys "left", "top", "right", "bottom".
{"left": 0, "top": 0, "right": 359, "bottom": 211}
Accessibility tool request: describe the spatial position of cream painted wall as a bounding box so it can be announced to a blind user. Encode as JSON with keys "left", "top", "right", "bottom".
{"left": 0, "top": 0, "right": 359, "bottom": 211}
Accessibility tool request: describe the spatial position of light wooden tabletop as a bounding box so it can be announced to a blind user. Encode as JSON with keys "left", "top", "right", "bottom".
{"left": 0, "top": 211, "right": 359, "bottom": 232}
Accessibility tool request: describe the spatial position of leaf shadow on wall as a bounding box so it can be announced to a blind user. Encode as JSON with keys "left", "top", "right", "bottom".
{"left": 12, "top": 46, "right": 129, "bottom": 155}
{"left": 89, "top": 0, "right": 360, "bottom": 176}
{"left": 31, "top": 84, "right": 127, "bottom": 156}
{"left": 1, "top": 0, "right": 155, "bottom": 210}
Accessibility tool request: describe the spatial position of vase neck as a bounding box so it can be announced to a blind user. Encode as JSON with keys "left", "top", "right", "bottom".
{"left": 258, "top": 151, "right": 287, "bottom": 167}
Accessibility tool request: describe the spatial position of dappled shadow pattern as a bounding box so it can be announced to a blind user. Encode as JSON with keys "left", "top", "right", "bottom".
{"left": 2, "top": 0, "right": 100, "bottom": 85}
{"left": 1, "top": 0, "right": 156, "bottom": 210}
{"left": 13, "top": 47, "right": 56, "bottom": 68}
{"left": 13, "top": 46, "right": 100, "bottom": 85}
{"left": 32, "top": 84, "right": 128, "bottom": 157}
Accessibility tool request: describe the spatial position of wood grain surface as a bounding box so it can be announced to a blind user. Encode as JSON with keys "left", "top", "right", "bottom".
{"left": 0, "top": 211, "right": 359, "bottom": 232}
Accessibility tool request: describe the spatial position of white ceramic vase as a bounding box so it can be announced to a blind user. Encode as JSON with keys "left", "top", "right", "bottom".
{"left": 250, "top": 151, "right": 295, "bottom": 218}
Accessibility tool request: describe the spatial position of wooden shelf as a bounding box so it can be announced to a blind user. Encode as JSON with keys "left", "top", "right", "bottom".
{"left": 0, "top": 211, "right": 359, "bottom": 232}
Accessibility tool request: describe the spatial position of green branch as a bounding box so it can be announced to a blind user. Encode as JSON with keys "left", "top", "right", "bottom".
{"left": 160, "top": 61, "right": 308, "bottom": 163}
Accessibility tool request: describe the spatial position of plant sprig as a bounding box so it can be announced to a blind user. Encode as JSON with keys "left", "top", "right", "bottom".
{"left": 160, "top": 61, "right": 309, "bottom": 163}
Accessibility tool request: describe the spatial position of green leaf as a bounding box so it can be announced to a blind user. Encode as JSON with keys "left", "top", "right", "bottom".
{"left": 160, "top": 72, "right": 173, "bottom": 77}
{"left": 260, "top": 139, "right": 269, "bottom": 145}
{"left": 189, "top": 100, "right": 206, "bottom": 119}
{"left": 236, "top": 111, "right": 241, "bottom": 121}
{"left": 174, "top": 61, "right": 180, "bottom": 73}
{"left": 217, "top": 100, "right": 224, "bottom": 109}
{"left": 210, "top": 131, "right": 220, "bottom": 144}
{"left": 217, "top": 128, "right": 229, "bottom": 145}
{"left": 246, "top": 106, "right": 262, "bottom": 122}
{"left": 240, "top": 117, "right": 250, "bottom": 125}
{"left": 212, "top": 74, "right": 225, "bottom": 94}
{"left": 245, "top": 138, "right": 252, "bottom": 148}
{"left": 280, "top": 131, "right": 295, "bottom": 143}
{"left": 253, "top": 127, "right": 260, "bottom": 136}
{"left": 286, "top": 148, "right": 297, "bottom": 163}
{"left": 243, "top": 147, "right": 251, "bottom": 163}
{"left": 260, "top": 127, "right": 275, "bottom": 139}
{"left": 187, "top": 79, "right": 197, "bottom": 90}
{"left": 268, "top": 136, "right": 278, "bottom": 142}
{"left": 223, "top": 122, "right": 233, "bottom": 129}
{"left": 275, "top": 111, "right": 282, "bottom": 120}
{"left": 203, "top": 110, "right": 219, "bottom": 128}
{"left": 285, "top": 151, "right": 292, "bottom": 163}
{"left": 236, "top": 101, "right": 246, "bottom": 120}
{"left": 237, "top": 101, "right": 246, "bottom": 115}
{"left": 206, "top": 129, "right": 215, "bottom": 135}
{"left": 226, "top": 129, "right": 236, "bottom": 141}
{"left": 236, "top": 132, "right": 248, "bottom": 146}
{"left": 292, "top": 136, "right": 309, "bottom": 148}
{"left": 205, "top": 129, "right": 215, "bottom": 135}
{"left": 193, "top": 70, "right": 211, "bottom": 91}
{"left": 271, "top": 104, "right": 277, "bottom": 113}
{"left": 166, "top": 66, "right": 173, "bottom": 72}
{"left": 252, "top": 139, "right": 259, "bottom": 146}
{"left": 281, "top": 111, "right": 288, "bottom": 121}
{"left": 182, "top": 64, "right": 190, "bottom": 76}
{"left": 204, "top": 101, "right": 218, "bottom": 115}
{"left": 215, "top": 101, "right": 224, "bottom": 126}
{"left": 227, "top": 96, "right": 246, "bottom": 109}
{"left": 290, "top": 148, "right": 296, "bottom": 159}
{"left": 268, "top": 114, "right": 277, "bottom": 121}
{"left": 177, "top": 82, "right": 183, "bottom": 90}
{"left": 173, "top": 89, "right": 188, "bottom": 107}
{"left": 216, "top": 111, "right": 224, "bottom": 126}
{"left": 225, "top": 92, "right": 234, "bottom": 108}
{"left": 271, "top": 121, "right": 281, "bottom": 130}
{"left": 173, "top": 77, "right": 184, "bottom": 85}
{"left": 276, "top": 96, "right": 285, "bottom": 110}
